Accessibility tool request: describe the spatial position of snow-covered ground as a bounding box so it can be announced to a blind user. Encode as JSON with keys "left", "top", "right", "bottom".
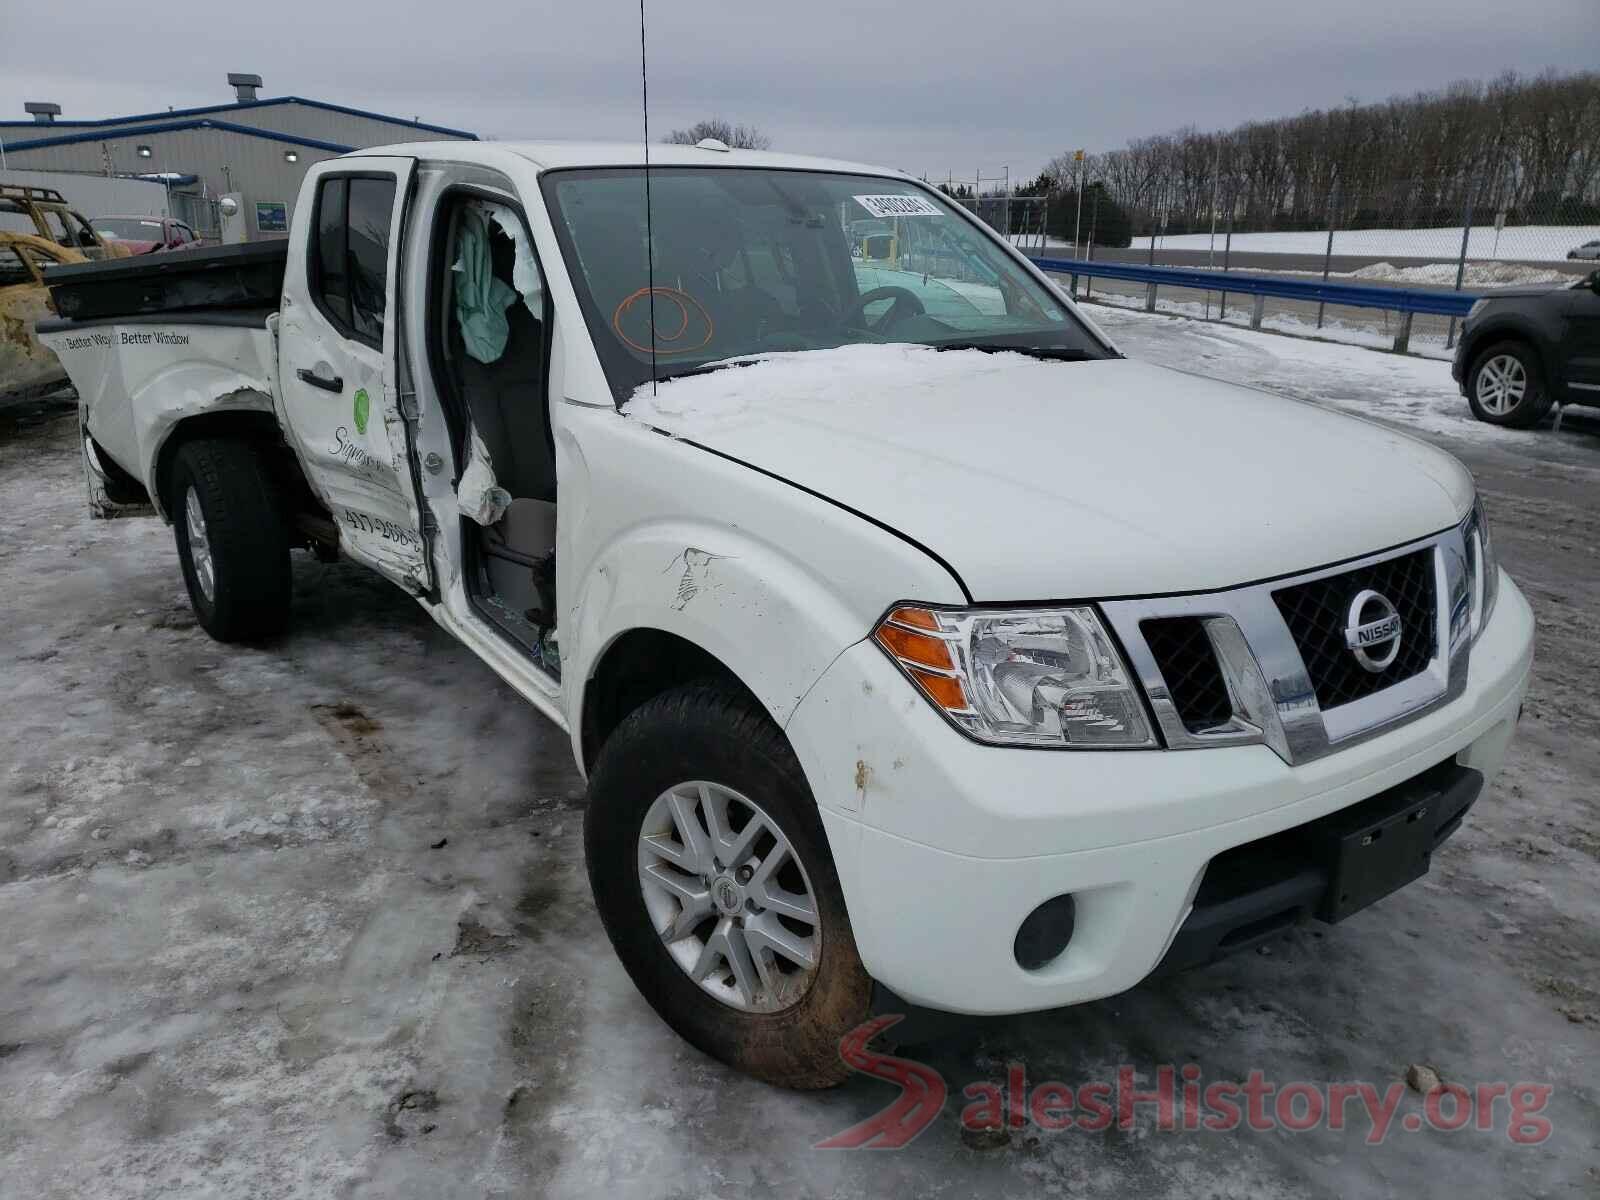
{"left": 1132, "top": 225, "right": 1600, "bottom": 263}
{"left": 1344, "top": 260, "right": 1572, "bottom": 288}
{"left": 1016, "top": 237, "right": 1579, "bottom": 286}
{"left": 1086, "top": 305, "right": 1527, "bottom": 440}
{"left": 2, "top": 323, "right": 1598, "bottom": 1197}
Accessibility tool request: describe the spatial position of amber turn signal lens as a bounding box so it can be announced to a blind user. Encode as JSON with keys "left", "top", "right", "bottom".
{"left": 873, "top": 606, "right": 972, "bottom": 713}
{"left": 907, "top": 666, "right": 970, "bottom": 711}
{"left": 886, "top": 606, "right": 940, "bottom": 631}
{"left": 874, "top": 622, "right": 955, "bottom": 671}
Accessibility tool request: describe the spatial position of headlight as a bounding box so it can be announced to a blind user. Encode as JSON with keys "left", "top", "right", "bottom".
{"left": 1466, "top": 299, "right": 1487, "bottom": 322}
{"left": 872, "top": 605, "right": 1156, "bottom": 748}
{"left": 1464, "top": 497, "right": 1499, "bottom": 642}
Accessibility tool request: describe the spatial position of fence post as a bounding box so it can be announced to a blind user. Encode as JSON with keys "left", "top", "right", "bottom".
{"left": 1250, "top": 294, "right": 1265, "bottom": 330}
{"left": 1219, "top": 196, "right": 1234, "bottom": 321}
{"left": 1445, "top": 191, "right": 1475, "bottom": 351}
{"left": 1070, "top": 273, "right": 1079, "bottom": 300}
{"left": 1315, "top": 183, "right": 1338, "bottom": 329}
{"left": 1086, "top": 190, "right": 1098, "bottom": 300}
{"left": 1145, "top": 282, "right": 1158, "bottom": 313}
{"left": 1146, "top": 190, "right": 1159, "bottom": 267}
{"left": 1393, "top": 311, "right": 1413, "bottom": 355}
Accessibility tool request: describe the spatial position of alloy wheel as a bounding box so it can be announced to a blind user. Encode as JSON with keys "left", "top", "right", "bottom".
{"left": 1476, "top": 353, "right": 1527, "bottom": 416}
{"left": 636, "top": 780, "right": 821, "bottom": 1012}
{"left": 184, "top": 485, "right": 216, "bottom": 602}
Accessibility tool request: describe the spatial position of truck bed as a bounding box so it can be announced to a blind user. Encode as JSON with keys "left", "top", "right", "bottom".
{"left": 35, "top": 306, "right": 281, "bottom": 512}
{"left": 43, "top": 241, "right": 288, "bottom": 322}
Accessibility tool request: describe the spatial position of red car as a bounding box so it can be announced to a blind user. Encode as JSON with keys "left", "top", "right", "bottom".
{"left": 90, "top": 215, "right": 203, "bottom": 255}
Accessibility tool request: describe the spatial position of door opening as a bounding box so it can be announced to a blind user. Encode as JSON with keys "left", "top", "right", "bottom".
{"left": 433, "top": 193, "right": 559, "bottom": 677}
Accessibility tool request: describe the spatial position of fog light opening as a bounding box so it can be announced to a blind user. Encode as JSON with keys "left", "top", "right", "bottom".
{"left": 1014, "top": 894, "right": 1077, "bottom": 971}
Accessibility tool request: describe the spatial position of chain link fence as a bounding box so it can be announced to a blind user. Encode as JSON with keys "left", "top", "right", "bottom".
{"left": 948, "top": 194, "right": 1050, "bottom": 251}
{"left": 1095, "top": 171, "right": 1595, "bottom": 355}
{"left": 1131, "top": 174, "right": 1597, "bottom": 283}
{"left": 930, "top": 160, "right": 1597, "bottom": 358}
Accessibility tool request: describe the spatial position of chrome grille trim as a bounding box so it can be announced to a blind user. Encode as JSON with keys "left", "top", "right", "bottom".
{"left": 1101, "top": 525, "right": 1471, "bottom": 766}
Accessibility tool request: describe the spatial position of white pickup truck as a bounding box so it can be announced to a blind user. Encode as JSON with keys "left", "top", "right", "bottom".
{"left": 39, "top": 140, "right": 1534, "bottom": 1089}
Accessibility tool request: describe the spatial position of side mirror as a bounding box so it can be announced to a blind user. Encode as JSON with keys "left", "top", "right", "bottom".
{"left": 1589, "top": 270, "right": 1600, "bottom": 295}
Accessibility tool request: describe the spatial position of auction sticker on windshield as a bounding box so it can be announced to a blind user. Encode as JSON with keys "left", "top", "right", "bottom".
{"left": 854, "top": 194, "right": 942, "bottom": 218}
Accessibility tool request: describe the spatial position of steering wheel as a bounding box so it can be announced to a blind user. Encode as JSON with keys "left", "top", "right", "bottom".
{"left": 846, "top": 286, "right": 926, "bottom": 333}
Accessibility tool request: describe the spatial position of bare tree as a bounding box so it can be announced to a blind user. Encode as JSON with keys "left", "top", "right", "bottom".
{"left": 664, "top": 118, "right": 772, "bottom": 150}
{"left": 1065, "top": 70, "right": 1599, "bottom": 235}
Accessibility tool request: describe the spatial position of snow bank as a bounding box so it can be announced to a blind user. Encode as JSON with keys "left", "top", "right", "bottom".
{"left": 623, "top": 343, "right": 1028, "bottom": 430}
{"left": 1345, "top": 260, "right": 1571, "bottom": 288}
{"left": 1132, "top": 225, "right": 1599, "bottom": 263}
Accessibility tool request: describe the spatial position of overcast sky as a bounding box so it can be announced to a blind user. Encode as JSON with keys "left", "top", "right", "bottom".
{"left": 3, "top": 0, "right": 1596, "bottom": 181}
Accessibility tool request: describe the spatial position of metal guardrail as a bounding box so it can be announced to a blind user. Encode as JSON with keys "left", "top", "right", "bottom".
{"left": 1029, "top": 256, "right": 1481, "bottom": 353}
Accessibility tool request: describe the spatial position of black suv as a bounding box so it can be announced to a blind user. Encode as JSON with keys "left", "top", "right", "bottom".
{"left": 1453, "top": 270, "right": 1600, "bottom": 428}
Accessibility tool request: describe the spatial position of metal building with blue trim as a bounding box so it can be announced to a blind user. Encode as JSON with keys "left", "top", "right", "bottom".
{"left": 0, "top": 80, "right": 477, "bottom": 241}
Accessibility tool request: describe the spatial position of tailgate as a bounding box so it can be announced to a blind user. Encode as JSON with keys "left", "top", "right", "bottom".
{"left": 43, "top": 240, "right": 287, "bottom": 322}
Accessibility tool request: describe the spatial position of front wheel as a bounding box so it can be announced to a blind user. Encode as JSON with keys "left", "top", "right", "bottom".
{"left": 171, "top": 438, "right": 291, "bottom": 642}
{"left": 584, "top": 682, "right": 871, "bottom": 1088}
{"left": 1466, "top": 341, "right": 1552, "bottom": 428}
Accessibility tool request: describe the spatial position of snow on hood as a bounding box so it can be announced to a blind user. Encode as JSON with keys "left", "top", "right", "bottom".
{"left": 624, "top": 342, "right": 1039, "bottom": 430}
{"left": 623, "top": 344, "right": 1474, "bottom": 600}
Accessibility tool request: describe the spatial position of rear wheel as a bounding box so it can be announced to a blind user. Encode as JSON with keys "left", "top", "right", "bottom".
{"left": 584, "top": 681, "right": 871, "bottom": 1088}
{"left": 1466, "top": 341, "right": 1551, "bottom": 428}
{"left": 171, "top": 439, "right": 291, "bottom": 642}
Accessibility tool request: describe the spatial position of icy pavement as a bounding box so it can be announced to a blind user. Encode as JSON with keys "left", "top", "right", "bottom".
{"left": 2, "top": 323, "right": 1598, "bottom": 1197}
{"left": 1092, "top": 303, "right": 1600, "bottom": 456}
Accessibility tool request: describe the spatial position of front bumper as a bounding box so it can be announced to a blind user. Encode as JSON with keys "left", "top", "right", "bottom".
{"left": 783, "top": 574, "right": 1533, "bottom": 1015}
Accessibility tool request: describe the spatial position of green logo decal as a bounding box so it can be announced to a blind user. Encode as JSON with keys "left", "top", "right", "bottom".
{"left": 352, "top": 388, "right": 370, "bottom": 435}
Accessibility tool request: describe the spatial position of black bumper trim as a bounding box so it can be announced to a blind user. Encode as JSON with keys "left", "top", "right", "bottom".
{"left": 1153, "top": 760, "right": 1482, "bottom": 977}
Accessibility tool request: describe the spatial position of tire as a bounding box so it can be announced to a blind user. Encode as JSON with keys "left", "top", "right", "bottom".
{"left": 170, "top": 438, "right": 291, "bottom": 642}
{"left": 584, "top": 681, "right": 872, "bottom": 1088}
{"left": 1466, "top": 340, "right": 1552, "bottom": 428}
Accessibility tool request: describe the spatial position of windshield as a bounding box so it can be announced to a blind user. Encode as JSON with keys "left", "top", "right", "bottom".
{"left": 541, "top": 168, "right": 1109, "bottom": 402}
{"left": 94, "top": 217, "right": 165, "bottom": 241}
{"left": 0, "top": 202, "right": 39, "bottom": 237}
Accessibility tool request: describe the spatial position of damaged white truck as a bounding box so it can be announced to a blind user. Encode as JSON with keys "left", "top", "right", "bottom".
{"left": 39, "top": 141, "right": 1534, "bottom": 1089}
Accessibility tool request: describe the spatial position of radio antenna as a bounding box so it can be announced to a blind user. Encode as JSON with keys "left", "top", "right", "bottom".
{"left": 639, "top": 0, "right": 658, "bottom": 396}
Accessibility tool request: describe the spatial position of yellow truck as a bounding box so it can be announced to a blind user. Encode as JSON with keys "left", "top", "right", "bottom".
{"left": 0, "top": 229, "right": 86, "bottom": 399}
{"left": 0, "top": 184, "right": 132, "bottom": 262}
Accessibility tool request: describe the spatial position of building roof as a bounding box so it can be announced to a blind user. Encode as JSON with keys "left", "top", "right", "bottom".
{"left": 0, "top": 96, "right": 477, "bottom": 139}
{"left": 0, "top": 118, "right": 359, "bottom": 155}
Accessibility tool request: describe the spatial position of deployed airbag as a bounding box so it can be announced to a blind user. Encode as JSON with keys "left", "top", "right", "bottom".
{"left": 452, "top": 207, "right": 519, "bottom": 364}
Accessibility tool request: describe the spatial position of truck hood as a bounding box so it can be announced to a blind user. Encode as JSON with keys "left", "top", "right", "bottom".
{"left": 625, "top": 346, "right": 1473, "bottom": 600}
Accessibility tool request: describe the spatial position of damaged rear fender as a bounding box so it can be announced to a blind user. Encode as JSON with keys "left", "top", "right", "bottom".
{"left": 144, "top": 386, "right": 279, "bottom": 518}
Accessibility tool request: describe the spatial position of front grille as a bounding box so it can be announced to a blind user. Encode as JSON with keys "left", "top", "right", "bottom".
{"left": 1142, "top": 617, "right": 1233, "bottom": 732}
{"left": 1273, "top": 548, "right": 1436, "bottom": 710}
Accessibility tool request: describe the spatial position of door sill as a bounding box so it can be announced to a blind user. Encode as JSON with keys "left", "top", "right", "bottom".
{"left": 428, "top": 599, "right": 567, "bottom": 731}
